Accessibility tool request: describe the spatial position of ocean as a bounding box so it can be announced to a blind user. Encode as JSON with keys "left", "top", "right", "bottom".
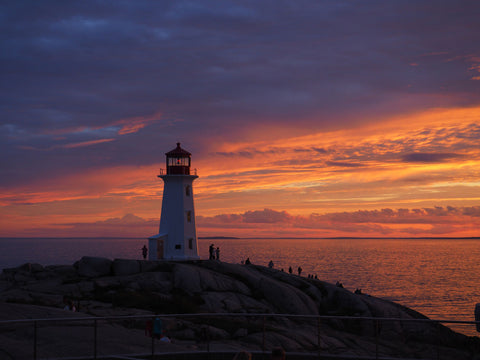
{"left": 1, "top": 237, "right": 479, "bottom": 336}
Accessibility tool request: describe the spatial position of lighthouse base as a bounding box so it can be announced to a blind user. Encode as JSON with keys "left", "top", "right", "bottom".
{"left": 148, "top": 233, "right": 200, "bottom": 261}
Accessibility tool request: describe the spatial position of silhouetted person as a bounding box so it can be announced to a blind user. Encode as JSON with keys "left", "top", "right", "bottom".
{"left": 142, "top": 245, "right": 148, "bottom": 260}
{"left": 245, "top": 257, "right": 251, "bottom": 265}
{"left": 209, "top": 244, "right": 215, "bottom": 260}
{"left": 297, "top": 266, "right": 302, "bottom": 276}
{"left": 288, "top": 266, "right": 292, "bottom": 274}
{"left": 268, "top": 260, "right": 274, "bottom": 268}
{"left": 215, "top": 247, "right": 220, "bottom": 260}
{"left": 271, "top": 347, "right": 285, "bottom": 360}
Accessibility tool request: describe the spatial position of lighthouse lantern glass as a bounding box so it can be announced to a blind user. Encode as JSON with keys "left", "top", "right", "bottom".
{"left": 166, "top": 155, "right": 191, "bottom": 175}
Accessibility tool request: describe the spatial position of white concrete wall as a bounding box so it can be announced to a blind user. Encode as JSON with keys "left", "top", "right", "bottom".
{"left": 158, "top": 174, "right": 199, "bottom": 260}
{"left": 148, "top": 238, "right": 157, "bottom": 261}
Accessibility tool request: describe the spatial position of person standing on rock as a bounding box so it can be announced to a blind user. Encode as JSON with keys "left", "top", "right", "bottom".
{"left": 209, "top": 244, "right": 215, "bottom": 260}
{"left": 297, "top": 266, "right": 302, "bottom": 276}
{"left": 153, "top": 314, "right": 162, "bottom": 339}
{"left": 142, "top": 245, "right": 148, "bottom": 260}
{"left": 288, "top": 266, "right": 292, "bottom": 274}
{"left": 215, "top": 247, "right": 220, "bottom": 260}
{"left": 268, "top": 260, "right": 274, "bottom": 268}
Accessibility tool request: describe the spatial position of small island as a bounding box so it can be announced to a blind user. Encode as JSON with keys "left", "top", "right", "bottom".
{"left": 198, "top": 236, "right": 240, "bottom": 240}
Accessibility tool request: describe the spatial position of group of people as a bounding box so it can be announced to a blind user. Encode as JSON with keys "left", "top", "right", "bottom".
{"left": 287, "top": 266, "right": 302, "bottom": 276}
{"left": 209, "top": 244, "right": 220, "bottom": 260}
{"left": 63, "top": 295, "right": 77, "bottom": 312}
{"left": 241, "top": 257, "right": 251, "bottom": 265}
{"left": 145, "top": 314, "right": 171, "bottom": 342}
{"left": 268, "top": 263, "right": 320, "bottom": 279}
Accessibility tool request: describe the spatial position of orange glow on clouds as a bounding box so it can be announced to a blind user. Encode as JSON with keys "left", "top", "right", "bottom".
{"left": 1, "top": 106, "right": 479, "bottom": 238}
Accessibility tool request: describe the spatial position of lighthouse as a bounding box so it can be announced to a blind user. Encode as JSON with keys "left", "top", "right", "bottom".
{"left": 148, "top": 143, "right": 200, "bottom": 260}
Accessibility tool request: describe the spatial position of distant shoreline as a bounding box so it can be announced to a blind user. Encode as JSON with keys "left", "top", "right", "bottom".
{"left": 1, "top": 236, "right": 479, "bottom": 240}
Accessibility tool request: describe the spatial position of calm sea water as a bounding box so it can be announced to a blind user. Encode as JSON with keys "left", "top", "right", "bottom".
{"left": 1, "top": 237, "right": 479, "bottom": 335}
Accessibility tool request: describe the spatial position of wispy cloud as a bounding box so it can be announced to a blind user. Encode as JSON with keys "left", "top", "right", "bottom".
{"left": 63, "top": 138, "right": 115, "bottom": 148}
{"left": 114, "top": 112, "right": 162, "bottom": 135}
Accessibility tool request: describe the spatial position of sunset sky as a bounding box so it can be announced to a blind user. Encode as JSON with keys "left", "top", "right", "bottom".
{"left": 1, "top": 1, "right": 480, "bottom": 238}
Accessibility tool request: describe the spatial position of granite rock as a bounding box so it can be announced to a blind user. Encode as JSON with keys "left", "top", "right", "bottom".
{"left": 76, "top": 256, "right": 112, "bottom": 278}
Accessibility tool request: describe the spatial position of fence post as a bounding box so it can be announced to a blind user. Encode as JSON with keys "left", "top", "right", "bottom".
{"left": 317, "top": 317, "right": 321, "bottom": 359}
{"left": 262, "top": 316, "right": 266, "bottom": 353}
{"left": 207, "top": 324, "right": 211, "bottom": 354}
{"left": 436, "top": 324, "right": 440, "bottom": 360}
{"left": 33, "top": 320, "right": 37, "bottom": 360}
{"left": 94, "top": 319, "right": 97, "bottom": 359}
{"left": 151, "top": 316, "right": 155, "bottom": 360}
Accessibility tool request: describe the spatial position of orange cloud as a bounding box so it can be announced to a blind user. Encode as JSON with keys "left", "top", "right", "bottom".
{"left": 115, "top": 111, "right": 162, "bottom": 135}
{"left": 2, "top": 106, "right": 479, "bottom": 238}
{"left": 3, "top": 205, "right": 478, "bottom": 239}
{"left": 62, "top": 138, "right": 115, "bottom": 148}
{"left": 197, "top": 207, "right": 480, "bottom": 238}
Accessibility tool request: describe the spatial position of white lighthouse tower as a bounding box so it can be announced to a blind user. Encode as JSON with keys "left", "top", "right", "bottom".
{"left": 148, "top": 143, "right": 200, "bottom": 260}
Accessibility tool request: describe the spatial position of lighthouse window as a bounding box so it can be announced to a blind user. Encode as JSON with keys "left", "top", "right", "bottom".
{"left": 168, "top": 157, "right": 189, "bottom": 166}
{"left": 175, "top": 244, "right": 181, "bottom": 250}
{"left": 189, "top": 238, "right": 193, "bottom": 249}
{"left": 187, "top": 211, "right": 192, "bottom": 222}
{"left": 185, "top": 185, "right": 191, "bottom": 196}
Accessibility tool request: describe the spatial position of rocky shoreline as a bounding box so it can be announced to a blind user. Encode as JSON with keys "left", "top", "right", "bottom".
{"left": 1, "top": 257, "right": 479, "bottom": 359}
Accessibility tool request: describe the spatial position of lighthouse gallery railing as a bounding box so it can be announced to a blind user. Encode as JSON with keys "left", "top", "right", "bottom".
{"left": 159, "top": 168, "right": 198, "bottom": 176}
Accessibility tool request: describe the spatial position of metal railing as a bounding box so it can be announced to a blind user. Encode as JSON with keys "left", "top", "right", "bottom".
{"left": 158, "top": 168, "right": 198, "bottom": 176}
{"left": 0, "top": 313, "right": 478, "bottom": 360}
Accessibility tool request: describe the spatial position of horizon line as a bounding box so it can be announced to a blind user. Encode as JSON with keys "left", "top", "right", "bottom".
{"left": 1, "top": 236, "right": 479, "bottom": 240}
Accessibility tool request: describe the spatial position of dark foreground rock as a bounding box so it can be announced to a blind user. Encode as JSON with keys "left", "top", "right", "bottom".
{"left": 1, "top": 257, "right": 480, "bottom": 359}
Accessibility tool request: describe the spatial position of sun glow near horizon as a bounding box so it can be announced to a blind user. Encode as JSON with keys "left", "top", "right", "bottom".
{"left": 1, "top": 106, "right": 479, "bottom": 238}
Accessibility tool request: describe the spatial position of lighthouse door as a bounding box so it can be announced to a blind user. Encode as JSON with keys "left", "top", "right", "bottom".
{"left": 157, "top": 239, "right": 164, "bottom": 259}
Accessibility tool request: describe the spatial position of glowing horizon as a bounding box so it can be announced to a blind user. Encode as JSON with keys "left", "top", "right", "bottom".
{"left": 1, "top": 105, "right": 479, "bottom": 238}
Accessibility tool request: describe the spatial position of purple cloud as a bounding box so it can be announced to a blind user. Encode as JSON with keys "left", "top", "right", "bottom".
{"left": 401, "top": 152, "right": 461, "bottom": 163}
{"left": 1, "top": 1, "right": 480, "bottom": 187}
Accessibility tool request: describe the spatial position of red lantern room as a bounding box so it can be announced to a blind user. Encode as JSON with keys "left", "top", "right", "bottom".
{"left": 165, "top": 142, "right": 191, "bottom": 175}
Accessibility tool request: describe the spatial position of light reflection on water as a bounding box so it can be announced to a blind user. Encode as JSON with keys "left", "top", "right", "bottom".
{"left": 1, "top": 237, "right": 479, "bottom": 336}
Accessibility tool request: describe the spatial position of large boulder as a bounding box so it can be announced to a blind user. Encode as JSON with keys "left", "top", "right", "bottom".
{"left": 258, "top": 276, "right": 319, "bottom": 315}
{"left": 134, "top": 272, "right": 172, "bottom": 293}
{"left": 139, "top": 260, "right": 160, "bottom": 273}
{"left": 112, "top": 259, "right": 141, "bottom": 276}
{"left": 76, "top": 256, "right": 112, "bottom": 278}
{"left": 201, "top": 291, "right": 271, "bottom": 313}
{"left": 173, "top": 263, "right": 250, "bottom": 295}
